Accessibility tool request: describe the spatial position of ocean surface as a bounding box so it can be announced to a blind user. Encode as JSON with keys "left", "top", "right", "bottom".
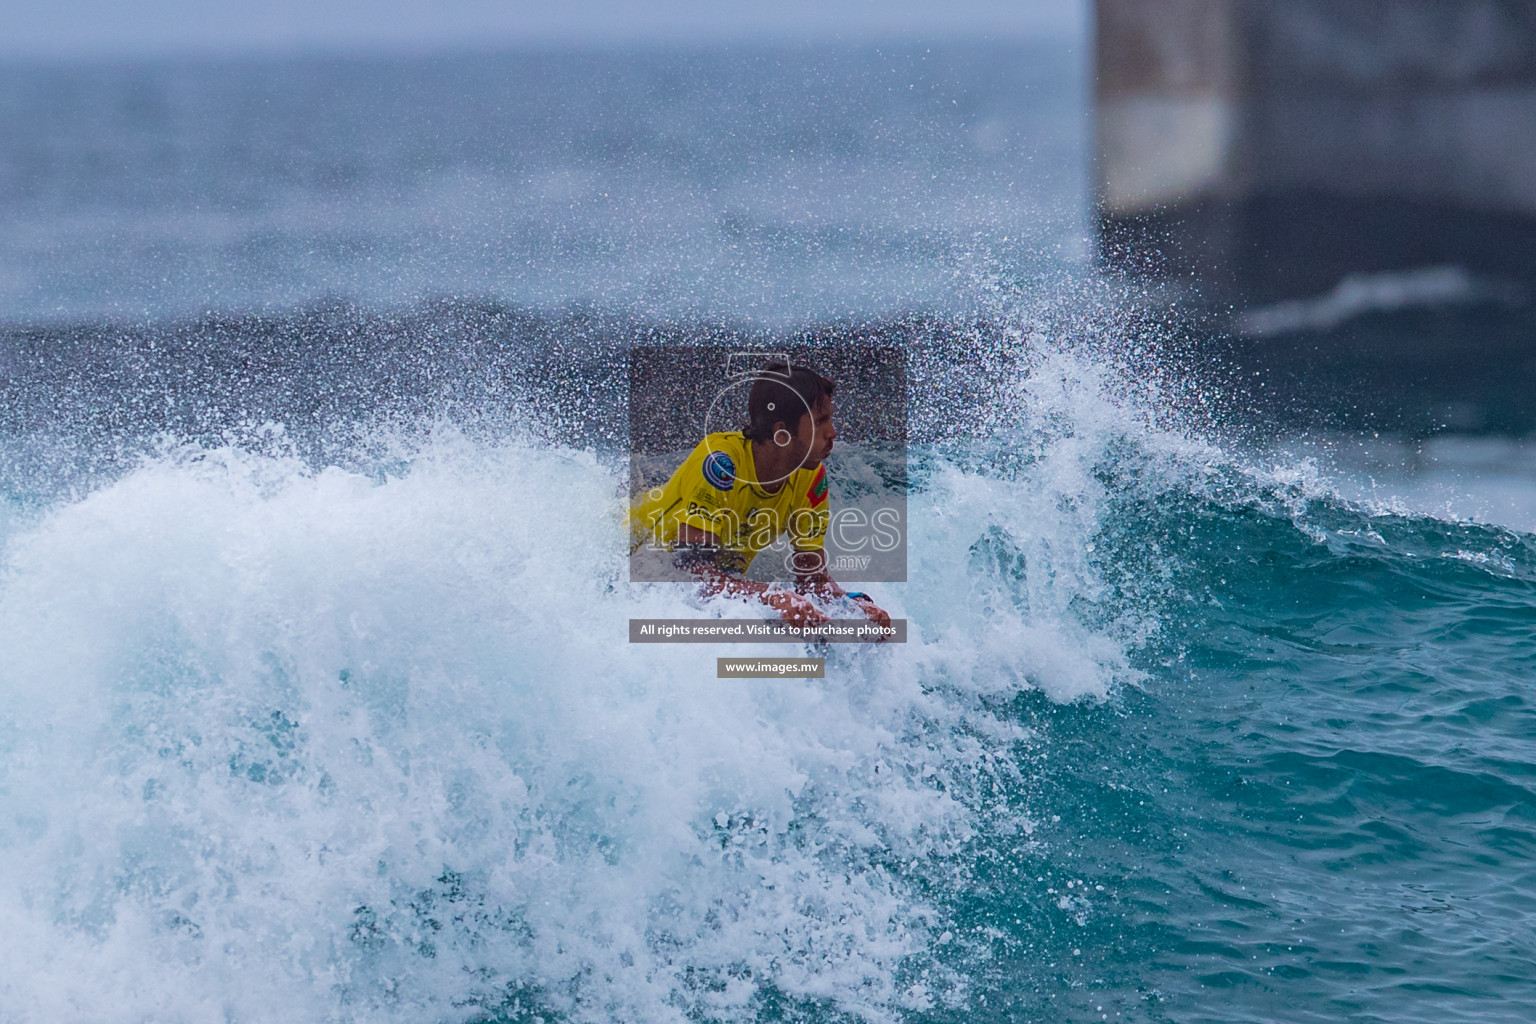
{"left": 3, "top": 41, "right": 1536, "bottom": 1024}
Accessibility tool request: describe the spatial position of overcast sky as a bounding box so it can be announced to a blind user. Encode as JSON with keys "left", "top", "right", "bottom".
{"left": 6, "top": 0, "right": 1086, "bottom": 59}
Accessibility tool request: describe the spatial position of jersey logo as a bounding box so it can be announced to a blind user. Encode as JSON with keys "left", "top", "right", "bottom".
{"left": 702, "top": 451, "right": 736, "bottom": 491}
{"left": 807, "top": 464, "right": 828, "bottom": 507}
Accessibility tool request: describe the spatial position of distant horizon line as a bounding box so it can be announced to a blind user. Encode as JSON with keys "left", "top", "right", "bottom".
{"left": 0, "top": 27, "right": 1081, "bottom": 68}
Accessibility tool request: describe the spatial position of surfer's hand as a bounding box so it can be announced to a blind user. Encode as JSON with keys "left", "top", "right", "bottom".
{"left": 852, "top": 595, "right": 892, "bottom": 633}
{"left": 762, "top": 588, "right": 828, "bottom": 628}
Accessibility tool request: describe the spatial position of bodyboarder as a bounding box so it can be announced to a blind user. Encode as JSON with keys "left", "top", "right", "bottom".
{"left": 631, "top": 361, "right": 892, "bottom": 631}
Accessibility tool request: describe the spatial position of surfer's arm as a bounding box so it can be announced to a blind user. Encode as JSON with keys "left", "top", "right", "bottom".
{"left": 675, "top": 524, "right": 827, "bottom": 627}
{"left": 791, "top": 553, "right": 893, "bottom": 631}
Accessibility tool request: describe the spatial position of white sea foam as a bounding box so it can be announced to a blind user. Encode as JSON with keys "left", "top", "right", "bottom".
{"left": 0, "top": 416, "right": 1132, "bottom": 1023}
{"left": 1252, "top": 433, "right": 1536, "bottom": 536}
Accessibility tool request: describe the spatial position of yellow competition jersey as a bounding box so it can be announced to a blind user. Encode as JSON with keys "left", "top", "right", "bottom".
{"left": 631, "top": 431, "right": 829, "bottom": 572}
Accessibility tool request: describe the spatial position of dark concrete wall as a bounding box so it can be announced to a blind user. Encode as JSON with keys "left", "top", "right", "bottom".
{"left": 1096, "top": 0, "right": 1536, "bottom": 299}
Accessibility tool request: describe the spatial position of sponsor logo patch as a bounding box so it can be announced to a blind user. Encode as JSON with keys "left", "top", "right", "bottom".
{"left": 702, "top": 450, "right": 736, "bottom": 491}
{"left": 807, "top": 464, "right": 828, "bottom": 507}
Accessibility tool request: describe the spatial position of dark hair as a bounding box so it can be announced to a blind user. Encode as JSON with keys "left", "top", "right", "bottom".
{"left": 744, "top": 362, "right": 836, "bottom": 442}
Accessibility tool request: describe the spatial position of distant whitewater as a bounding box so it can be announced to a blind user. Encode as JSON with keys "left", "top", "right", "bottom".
{"left": 0, "top": 44, "right": 1086, "bottom": 327}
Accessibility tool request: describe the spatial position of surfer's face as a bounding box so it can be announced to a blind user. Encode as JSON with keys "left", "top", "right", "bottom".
{"left": 793, "top": 394, "right": 836, "bottom": 467}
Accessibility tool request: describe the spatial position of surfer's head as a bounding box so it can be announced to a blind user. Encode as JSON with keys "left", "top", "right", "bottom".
{"left": 745, "top": 362, "right": 837, "bottom": 466}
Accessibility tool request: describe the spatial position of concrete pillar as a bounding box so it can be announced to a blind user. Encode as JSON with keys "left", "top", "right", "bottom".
{"left": 1096, "top": 0, "right": 1242, "bottom": 216}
